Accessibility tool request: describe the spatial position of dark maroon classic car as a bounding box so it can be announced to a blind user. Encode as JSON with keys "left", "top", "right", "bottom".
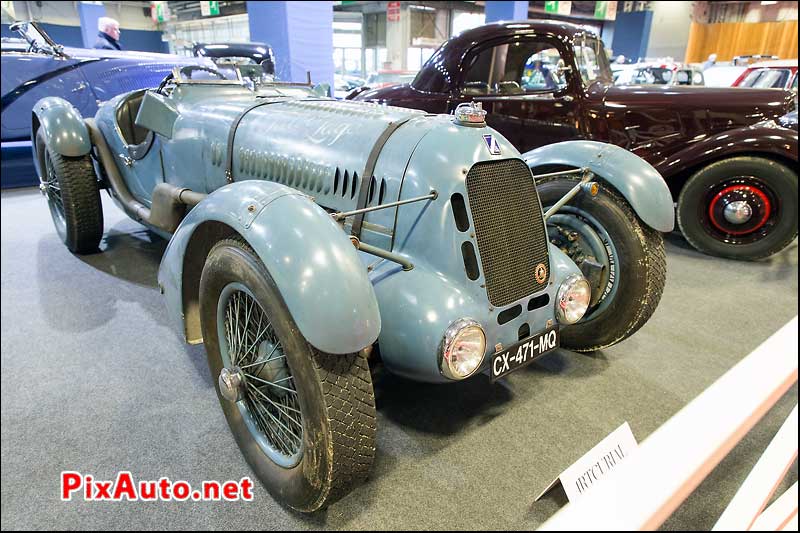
{"left": 354, "top": 21, "right": 799, "bottom": 260}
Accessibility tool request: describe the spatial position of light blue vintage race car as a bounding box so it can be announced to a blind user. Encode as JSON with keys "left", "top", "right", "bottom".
{"left": 32, "top": 65, "right": 673, "bottom": 511}
{"left": 1, "top": 21, "right": 209, "bottom": 187}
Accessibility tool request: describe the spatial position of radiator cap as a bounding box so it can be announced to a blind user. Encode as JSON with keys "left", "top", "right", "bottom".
{"left": 454, "top": 101, "right": 487, "bottom": 127}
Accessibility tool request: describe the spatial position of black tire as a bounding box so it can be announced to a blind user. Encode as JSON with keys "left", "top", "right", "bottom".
{"left": 36, "top": 130, "right": 103, "bottom": 254}
{"left": 537, "top": 177, "right": 667, "bottom": 352}
{"left": 199, "top": 238, "right": 376, "bottom": 512}
{"left": 677, "top": 157, "right": 798, "bottom": 260}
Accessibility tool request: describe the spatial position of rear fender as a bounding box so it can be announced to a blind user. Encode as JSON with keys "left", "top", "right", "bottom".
{"left": 158, "top": 180, "right": 381, "bottom": 355}
{"left": 523, "top": 140, "right": 675, "bottom": 232}
{"left": 657, "top": 121, "right": 799, "bottom": 180}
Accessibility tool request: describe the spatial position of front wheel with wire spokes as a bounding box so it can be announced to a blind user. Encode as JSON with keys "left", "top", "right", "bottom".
{"left": 35, "top": 130, "right": 103, "bottom": 254}
{"left": 199, "top": 238, "right": 377, "bottom": 512}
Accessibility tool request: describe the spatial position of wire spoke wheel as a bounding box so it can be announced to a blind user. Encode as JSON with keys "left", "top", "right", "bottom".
{"left": 43, "top": 150, "right": 66, "bottom": 227}
{"left": 35, "top": 130, "right": 103, "bottom": 254}
{"left": 201, "top": 238, "right": 377, "bottom": 511}
{"left": 218, "top": 284, "right": 304, "bottom": 468}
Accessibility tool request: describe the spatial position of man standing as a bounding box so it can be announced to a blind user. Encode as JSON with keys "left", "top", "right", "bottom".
{"left": 93, "top": 17, "right": 121, "bottom": 50}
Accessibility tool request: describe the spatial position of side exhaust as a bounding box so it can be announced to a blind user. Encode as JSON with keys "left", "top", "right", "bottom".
{"left": 85, "top": 118, "right": 206, "bottom": 233}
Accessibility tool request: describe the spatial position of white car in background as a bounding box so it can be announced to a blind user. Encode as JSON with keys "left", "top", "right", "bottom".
{"left": 613, "top": 61, "right": 704, "bottom": 86}
{"left": 333, "top": 73, "right": 365, "bottom": 99}
{"left": 732, "top": 59, "right": 798, "bottom": 90}
{"left": 702, "top": 64, "right": 749, "bottom": 87}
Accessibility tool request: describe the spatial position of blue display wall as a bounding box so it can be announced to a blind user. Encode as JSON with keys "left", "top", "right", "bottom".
{"left": 610, "top": 11, "right": 653, "bottom": 62}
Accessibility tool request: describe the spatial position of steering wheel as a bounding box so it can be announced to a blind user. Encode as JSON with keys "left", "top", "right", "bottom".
{"left": 156, "top": 65, "right": 227, "bottom": 95}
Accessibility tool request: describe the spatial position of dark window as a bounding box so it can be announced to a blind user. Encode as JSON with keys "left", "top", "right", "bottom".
{"left": 740, "top": 68, "right": 791, "bottom": 89}
{"left": 411, "top": 45, "right": 449, "bottom": 93}
{"left": 518, "top": 323, "right": 530, "bottom": 340}
{"left": 640, "top": 67, "right": 674, "bottom": 85}
{"left": 573, "top": 34, "right": 613, "bottom": 86}
{"left": 462, "top": 40, "right": 568, "bottom": 95}
{"left": 461, "top": 241, "right": 480, "bottom": 280}
{"left": 451, "top": 193, "right": 470, "bottom": 232}
{"left": 497, "top": 305, "right": 522, "bottom": 325}
{"left": 527, "top": 293, "right": 550, "bottom": 311}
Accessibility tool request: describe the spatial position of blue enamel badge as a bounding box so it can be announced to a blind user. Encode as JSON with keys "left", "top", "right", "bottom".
{"left": 482, "top": 134, "right": 501, "bottom": 155}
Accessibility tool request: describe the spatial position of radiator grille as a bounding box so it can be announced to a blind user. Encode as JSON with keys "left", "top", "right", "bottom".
{"left": 465, "top": 158, "right": 550, "bottom": 307}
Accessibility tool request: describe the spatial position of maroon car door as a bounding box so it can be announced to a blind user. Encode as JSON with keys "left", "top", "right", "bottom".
{"left": 446, "top": 36, "right": 581, "bottom": 152}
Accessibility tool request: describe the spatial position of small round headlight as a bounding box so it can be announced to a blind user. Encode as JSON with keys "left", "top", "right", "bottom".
{"left": 556, "top": 274, "right": 591, "bottom": 324}
{"left": 440, "top": 318, "right": 486, "bottom": 380}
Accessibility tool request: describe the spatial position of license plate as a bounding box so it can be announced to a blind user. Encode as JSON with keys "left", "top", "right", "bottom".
{"left": 490, "top": 327, "right": 559, "bottom": 381}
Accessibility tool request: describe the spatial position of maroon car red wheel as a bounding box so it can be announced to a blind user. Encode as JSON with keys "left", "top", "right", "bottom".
{"left": 678, "top": 157, "right": 798, "bottom": 260}
{"left": 702, "top": 178, "right": 779, "bottom": 244}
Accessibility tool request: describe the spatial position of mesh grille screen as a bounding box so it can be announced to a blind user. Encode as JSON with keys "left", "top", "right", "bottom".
{"left": 97, "top": 64, "right": 174, "bottom": 94}
{"left": 465, "top": 158, "right": 549, "bottom": 307}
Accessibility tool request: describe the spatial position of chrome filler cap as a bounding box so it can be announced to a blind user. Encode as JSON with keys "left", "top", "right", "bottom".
{"left": 454, "top": 101, "right": 487, "bottom": 126}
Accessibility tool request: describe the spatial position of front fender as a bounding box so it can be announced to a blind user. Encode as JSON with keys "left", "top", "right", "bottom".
{"left": 523, "top": 140, "right": 675, "bottom": 232}
{"left": 31, "top": 97, "right": 91, "bottom": 176}
{"left": 158, "top": 180, "right": 381, "bottom": 355}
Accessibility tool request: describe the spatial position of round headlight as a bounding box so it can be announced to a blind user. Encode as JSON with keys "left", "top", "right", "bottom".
{"left": 440, "top": 318, "right": 486, "bottom": 380}
{"left": 556, "top": 274, "right": 591, "bottom": 324}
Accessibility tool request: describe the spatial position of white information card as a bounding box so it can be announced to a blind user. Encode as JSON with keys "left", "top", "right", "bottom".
{"left": 536, "top": 421, "right": 639, "bottom": 502}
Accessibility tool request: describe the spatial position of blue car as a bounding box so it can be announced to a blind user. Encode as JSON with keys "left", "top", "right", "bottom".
{"left": 32, "top": 70, "right": 671, "bottom": 510}
{"left": 1, "top": 21, "right": 210, "bottom": 187}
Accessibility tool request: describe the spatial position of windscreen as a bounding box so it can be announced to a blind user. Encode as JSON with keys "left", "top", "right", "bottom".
{"left": 739, "top": 68, "right": 791, "bottom": 89}
{"left": 573, "top": 35, "right": 613, "bottom": 86}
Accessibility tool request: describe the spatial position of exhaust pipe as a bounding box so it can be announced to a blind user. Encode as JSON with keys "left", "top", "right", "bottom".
{"left": 85, "top": 118, "right": 206, "bottom": 233}
{"left": 86, "top": 118, "right": 150, "bottom": 222}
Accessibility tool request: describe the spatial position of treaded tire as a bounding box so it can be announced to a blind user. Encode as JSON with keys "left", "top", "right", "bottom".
{"left": 36, "top": 130, "right": 103, "bottom": 254}
{"left": 537, "top": 177, "right": 667, "bottom": 352}
{"left": 677, "top": 157, "right": 798, "bottom": 260}
{"left": 199, "top": 238, "right": 376, "bottom": 512}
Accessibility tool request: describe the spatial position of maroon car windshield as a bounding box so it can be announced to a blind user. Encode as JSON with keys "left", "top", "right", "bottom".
{"left": 411, "top": 33, "right": 612, "bottom": 93}
{"left": 573, "top": 35, "right": 613, "bottom": 86}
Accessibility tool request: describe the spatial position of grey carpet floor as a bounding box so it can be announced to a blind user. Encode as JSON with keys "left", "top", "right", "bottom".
{"left": 1, "top": 187, "right": 797, "bottom": 531}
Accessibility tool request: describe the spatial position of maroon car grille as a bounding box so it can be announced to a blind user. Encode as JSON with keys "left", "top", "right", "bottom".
{"left": 465, "top": 159, "right": 550, "bottom": 307}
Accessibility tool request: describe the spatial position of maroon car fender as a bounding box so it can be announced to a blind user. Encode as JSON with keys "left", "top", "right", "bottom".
{"left": 656, "top": 121, "right": 799, "bottom": 180}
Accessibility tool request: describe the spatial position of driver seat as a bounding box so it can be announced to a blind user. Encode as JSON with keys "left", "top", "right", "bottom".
{"left": 115, "top": 90, "right": 153, "bottom": 158}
